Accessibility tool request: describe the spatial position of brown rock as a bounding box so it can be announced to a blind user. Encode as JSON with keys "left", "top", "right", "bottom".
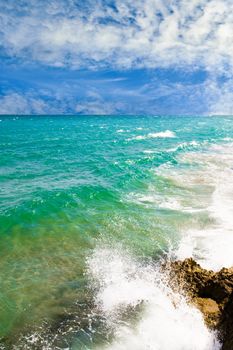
{"left": 165, "top": 258, "right": 233, "bottom": 349}
{"left": 220, "top": 291, "right": 233, "bottom": 350}
{"left": 193, "top": 297, "right": 220, "bottom": 328}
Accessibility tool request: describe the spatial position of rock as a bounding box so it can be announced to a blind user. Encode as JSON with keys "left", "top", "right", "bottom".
{"left": 193, "top": 297, "right": 220, "bottom": 328}
{"left": 165, "top": 258, "right": 233, "bottom": 349}
{"left": 166, "top": 258, "right": 214, "bottom": 299}
{"left": 220, "top": 291, "right": 233, "bottom": 350}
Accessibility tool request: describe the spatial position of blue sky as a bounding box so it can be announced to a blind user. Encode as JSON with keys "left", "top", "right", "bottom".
{"left": 0, "top": 0, "right": 233, "bottom": 115}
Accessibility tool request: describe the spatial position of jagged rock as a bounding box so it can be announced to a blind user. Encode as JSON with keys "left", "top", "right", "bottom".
{"left": 166, "top": 258, "right": 233, "bottom": 349}
{"left": 219, "top": 289, "right": 233, "bottom": 350}
{"left": 193, "top": 297, "right": 220, "bottom": 328}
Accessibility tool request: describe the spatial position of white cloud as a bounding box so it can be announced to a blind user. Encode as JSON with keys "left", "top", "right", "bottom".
{"left": 0, "top": 93, "right": 42, "bottom": 114}
{"left": 0, "top": 89, "right": 126, "bottom": 115}
{"left": 1, "top": 75, "right": 232, "bottom": 116}
{"left": 75, "top": 101, "right": 122, "bottom": 115}
{"left": 206, "top": 79, "right": 233, "bottom": 115}
{"left": 1, "top": 0, "right": 233, "bottom": 72}
{"left": 0, "top": 92, "right": 65, "bottom": 115}
{"left": 1, "top": 0, "right": 232, "bottom": 115}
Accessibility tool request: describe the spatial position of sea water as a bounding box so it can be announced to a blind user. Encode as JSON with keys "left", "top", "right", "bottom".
{"left": 1, "top": 115, "right": 232, "bottom": 349}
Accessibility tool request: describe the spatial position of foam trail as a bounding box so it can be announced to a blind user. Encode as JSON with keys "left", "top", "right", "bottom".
{"left": 87, "top": 246, "right": 220, "bottom": 350}
{"left": 126, "top": 192, "right": 182, "bottom": 210}
{"left": 174, "top": 143, "right": 233, "bottom": 270}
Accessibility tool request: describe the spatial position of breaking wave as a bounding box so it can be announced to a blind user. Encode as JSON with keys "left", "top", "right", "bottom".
{"left": 87, "top": 246, "right": 220, "bottom": 350}
{"left": 129, "top": 130, "right": 176, "bottom": 141}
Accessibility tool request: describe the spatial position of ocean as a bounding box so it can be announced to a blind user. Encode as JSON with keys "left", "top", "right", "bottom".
{"left": 1, "top": 115, "right": 233, "bottom": 349}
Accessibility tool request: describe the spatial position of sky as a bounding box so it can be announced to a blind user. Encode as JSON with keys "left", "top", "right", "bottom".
{"left": 0, "top": 0, "right": 233, "bottom": 115}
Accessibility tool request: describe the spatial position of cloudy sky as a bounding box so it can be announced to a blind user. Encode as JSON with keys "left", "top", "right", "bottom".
{"left": 0, "top": 0, "right": 233, "bottom": 115}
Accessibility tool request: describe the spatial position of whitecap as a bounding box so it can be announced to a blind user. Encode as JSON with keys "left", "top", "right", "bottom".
{"left": 143, "top": 150, "right": 155, "bottom": 154}
{"left": 148, "top": 130, "right": 176, "bottom": 138}
{"left": 128, "top": 130, "right": 176, "bottom": 141}
{"left": 168, "top": 140, "right": 199, "bottom": 152}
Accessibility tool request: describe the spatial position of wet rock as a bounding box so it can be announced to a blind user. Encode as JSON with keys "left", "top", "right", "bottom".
{"left": 166, "top": 258, "right": 233, "bottom": 349}
{"left": 193, "top": 297, "right": 220, "bottom": 328}
{"left": 221, "top": 292, "right": 233, "bottom": 350}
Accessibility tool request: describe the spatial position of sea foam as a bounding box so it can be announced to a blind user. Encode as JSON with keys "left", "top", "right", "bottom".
{"left": 173, "top": 143, "right": 233, "bottom": 271}
{"left": 129, "top": 130, "right": 176, "bottom": 141}
{"left": 87, "top": 246, "right": 220, "bottom": 350}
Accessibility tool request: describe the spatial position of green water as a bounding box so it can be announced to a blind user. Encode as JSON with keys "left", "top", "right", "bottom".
{"left": 1, "top": 115, "right": 233, "bottom": 348}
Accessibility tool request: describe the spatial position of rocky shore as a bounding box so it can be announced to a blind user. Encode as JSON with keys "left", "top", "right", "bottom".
{"left": 166, "top": 258, "right": 233, "bottom": 350}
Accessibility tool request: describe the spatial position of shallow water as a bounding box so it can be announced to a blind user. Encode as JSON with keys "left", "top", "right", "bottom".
{"left": 1, "top": 115, "right": 233, "bottom": 349}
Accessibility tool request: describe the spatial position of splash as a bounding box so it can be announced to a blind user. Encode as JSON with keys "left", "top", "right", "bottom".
{"left": 87, "top": 246, "right": 220, "bottom": 350}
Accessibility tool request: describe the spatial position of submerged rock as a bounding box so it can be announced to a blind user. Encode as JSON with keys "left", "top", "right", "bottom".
{"left": 166, "top": 258, "right": 233, "bottom": 349}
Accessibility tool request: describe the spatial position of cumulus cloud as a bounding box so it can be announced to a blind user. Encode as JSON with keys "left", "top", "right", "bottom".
{"left": 0, "top": 93, "right": 45, "bottom": 114}
{"left": 1, "top": 75, "right": 232, "bottom": 116}
{"left": 0, "top": 89, "right": 125, "bottom": 115}
{"left": 0, "top": 92, "right": 66, "bottom": 115}
{"left": 1, "top": 0, "right": 233, "bottom": 72}
{"left": 0, "top": 0, "right": 233, "bottom": 115}
{"left": 75, "top": 101, "right": 122, "bottom": 115}
{"left": 206, "top": 79, "right": 233, "bottom": 115}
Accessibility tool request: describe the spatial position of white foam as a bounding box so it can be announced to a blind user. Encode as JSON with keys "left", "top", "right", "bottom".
{"left": 168, "top": 140, "right": 199, "bottom": 152}
{"left": 131, "top": 135, "right": 146, "bottom": 140}
{"left": 176, "top": 227, "right": 233, "bottom": 271}
{"left": 173, "top": 143, "right": 233, "bottom": 270}
{"left": 222, "top": 137, "right": 232, "bottom": 141}
{"left": 126, "top": 192, "right": 182, "bottom": 211}
{"left": 143, "top": 150, "right": 155, "bottom": 154}
{"left": 117, "top": 129, "right": 130, "bottom": 133}
{"left": 148, "top": 130, "right": 176, "bottom": 138}
{"left": 87, "top": 246, "right": 220, "bottom": 350}
{"left": 87, "top": 142, "right": 233, "bottom": 348}
{"left": 129, "top": 130, "right": 176, "bottom": 141}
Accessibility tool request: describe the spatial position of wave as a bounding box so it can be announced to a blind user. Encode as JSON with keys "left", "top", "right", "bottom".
{"left": 143, "top": 150, "right": 156, "bottom": 154}
{"left": 126, "top": 141, "right": 233, "bottom": 272}
{"left": 168, "top": 140, "right": 199, "bottom": 152}
{"left": 128, "top": 130, "right": 176, "bottom": 141}
{"left": 148, "top": 130, "right": 176, "bottom": 138}
{"left": 87, "top": 245, "right": 220, "bottom": 350}
{"left": 171, "top": 143, "right": 233, "bottom": 271}
{"left": 126, "top": 192, "right": 182, "bottom": 210}
{"left": 86, "top": 141, "right": 233, "bottom": 349}
{"left": 117, "top": 129, "right": 131, "bottom": 133}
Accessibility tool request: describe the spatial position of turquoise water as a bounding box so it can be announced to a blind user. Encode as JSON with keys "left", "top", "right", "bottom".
{"left": 1, "top": 115, "right": 233, "bottom": 349}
